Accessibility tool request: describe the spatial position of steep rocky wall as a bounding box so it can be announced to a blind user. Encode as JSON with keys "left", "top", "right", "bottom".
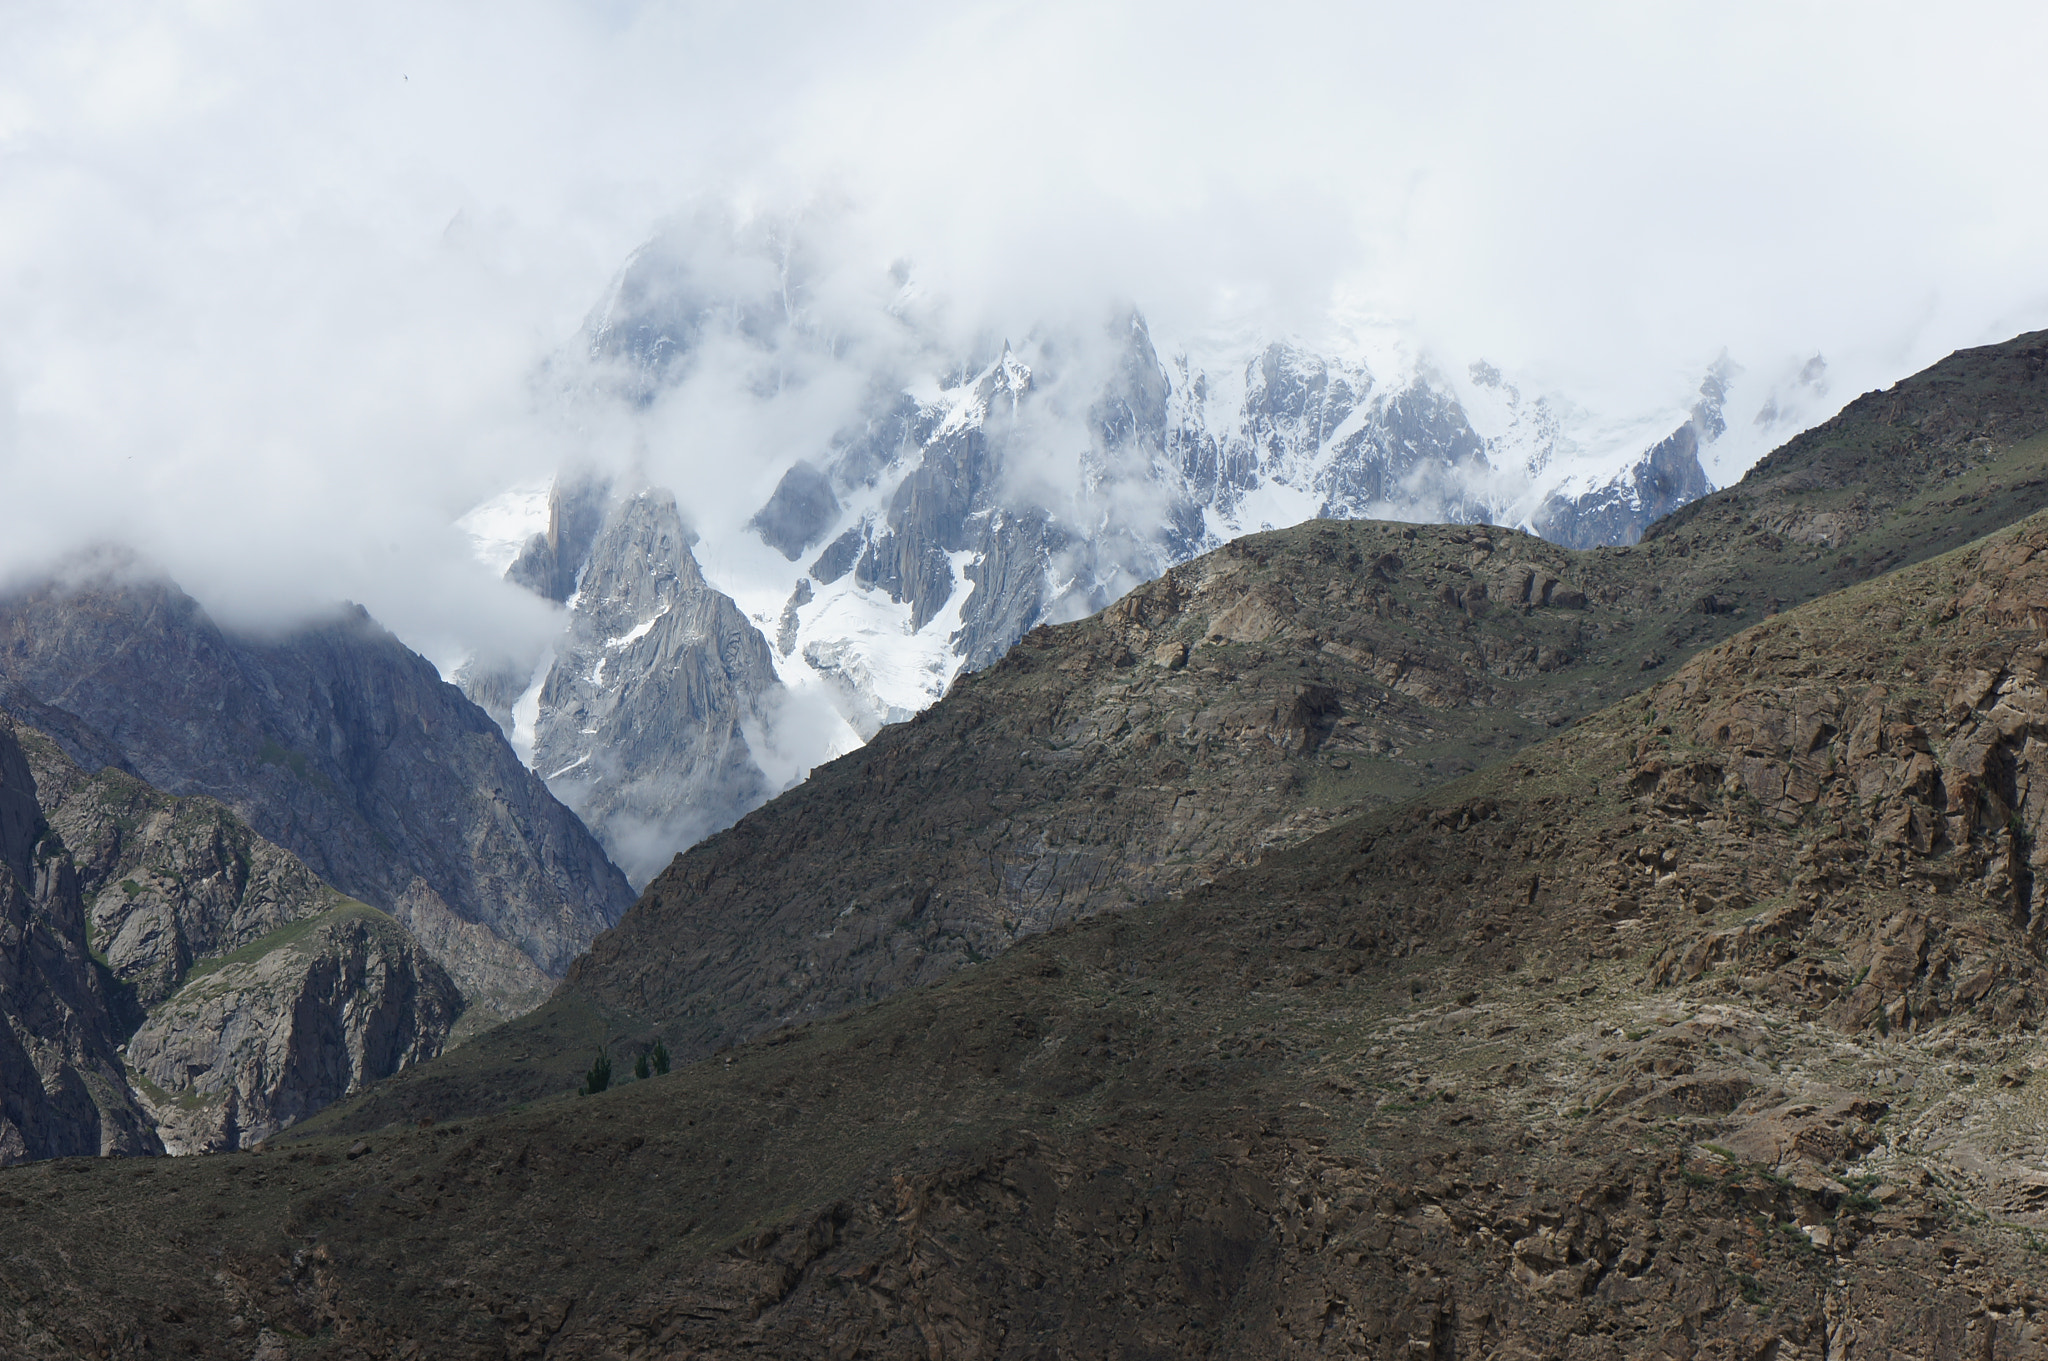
{"left": 0, "top": 574, "right": 633, "bottom": 1005}
{"left": 128, "top": 906, "right": 460, "bottom": 1153}
{"left": 531, "top": 489, "right": 781, "bottom": 887}
{"left": 18, "top": 727, "right": 346, "bottom": 1011}
{"left": 0, "top": 723, "right": 159, "bottom": 1163}
{"left": 2, "top": 714, "right": 465, "bottom": 1158}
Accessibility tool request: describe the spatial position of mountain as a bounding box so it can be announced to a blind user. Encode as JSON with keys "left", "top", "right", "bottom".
{"left": 466, "top": 488, "right": 786, "bottom": 886}
{"left": 18, "top": 450, "right": 2048, "bottom": 1356}
{"left": 0, "top": 703, "right": 462, "bottom": 1161}
{"left": 311, "top": 326, "right": 2048, "bottom": 1133}
{"left": 452, "top": 217, "right": 1837, "bottom": 882}
{"left": 0, "top": 568, "right": 635, "bottom": 1029}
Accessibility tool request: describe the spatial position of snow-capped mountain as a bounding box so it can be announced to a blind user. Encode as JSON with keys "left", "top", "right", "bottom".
{"left": 456, "top": 217, "right": 1840, "bottom": 884}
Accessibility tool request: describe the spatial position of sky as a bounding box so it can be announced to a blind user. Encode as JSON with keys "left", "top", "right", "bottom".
{"left": 4, "top": 0, "right": 2048, "bottom": 664}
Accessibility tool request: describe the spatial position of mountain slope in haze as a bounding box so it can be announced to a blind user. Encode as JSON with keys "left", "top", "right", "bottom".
{"left": 311, "top": 328, "right": 2048, "bottom": 1134}
{"left": 455, "top": 213, "right": 1783, "bottom": 879}
{"left": 22, "top": 501, "right": 2048, "bottom": 1357}
{"left": 524, "top": 489, "right": 783, "bottom": 886}
{"left": 0, "top": 570, "right": 635, "bottom": 1027}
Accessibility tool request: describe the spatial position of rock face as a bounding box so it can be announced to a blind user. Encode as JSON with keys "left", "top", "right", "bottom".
{"left": 0, "top": 720, "right": 159, "bottom": 1163}
{"left": 504, "top": 472, "right": 613, "bottom": 605}
{"left": 1532, "top": 373, "right": 1721, "bottom": 548}
{"left": 766, "top": 319, "right": 1702, "bottom": 720}
{"left": 528, "top": 490, "right": 783, "bottom": 885}
{"left": 0, "top": 710, "right": 464, "bottom": 1159}
{"left": 0, "top": 570, "right": 634, "bottom": 1022}
{"left": 32, "top": 498, "right": 2048, "bottom": 1356}
{"left": 126, "top": 904, "right": 459, "bottom": 1154}
{"left": 1170, "top": 339, "right": 1494, "bottom": 527}
{"left": 25, "top": 732, "right": 346, "bottom": 1013}
{"left": 748, "top": 461, "right": 840, "bottom": 562}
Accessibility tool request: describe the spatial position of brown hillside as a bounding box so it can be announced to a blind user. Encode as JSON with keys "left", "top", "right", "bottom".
{"left": 300, "top": 329, "right": 2048, "bottom": 1137}
{"left": 13, "top": 487, "right": 2048, "bottom": 1356}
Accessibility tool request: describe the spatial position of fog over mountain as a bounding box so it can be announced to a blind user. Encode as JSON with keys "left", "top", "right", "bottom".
{"left": 5, "top": 1, "right": 2048, "bottom": 701}
{"left": 445, "top": 204, "right": 1835, "bottom": 881}
{"left": 21, "top": 8, "right": 2048, "bottom": 1344}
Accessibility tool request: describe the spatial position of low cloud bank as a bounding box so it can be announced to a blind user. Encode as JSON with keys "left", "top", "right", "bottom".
{"left": 4, "top": 1, "right": 2047, "bottom": 671}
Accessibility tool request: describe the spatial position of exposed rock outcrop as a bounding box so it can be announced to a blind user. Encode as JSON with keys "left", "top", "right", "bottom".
{"left": 1, "top": 711, "right": 465, "bottom": 1159}
{"left": 468, "top": 277, "right": 1724, "bottom": 886}
{"left": 324, "top": 327, "right": 2048, "bottom": 1132}
{"left": 127, "top": 904, "right": 459, "bottom": 1153}
{"left": 531, "top": 489, "right": 783, "bottom": 886}
{"left": 0, "top": 569, "right": 633, "bottom": 1018}
{"left": 20, "top": 727, "right": 349, "bottom": 1012}
{"left": 33, "top": 504, "right": 2048, "bottom": 1353}
{"left": 0, "top": 721, "right": 158, "bottom": 1163}
{"left": 504, "top": 472, "right": 613, "bottom": 605}
{"left": 748, "top": 460, "right": 840, "bottom": 562}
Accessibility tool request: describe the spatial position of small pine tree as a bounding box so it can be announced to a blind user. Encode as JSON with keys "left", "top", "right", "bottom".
{"left": 633, "top": 1051, "right": 650, "bottom": 1081}
{"left": 651, "top": 1039, "right": 671, "bottom": 1076}
{"left": 583, "top": 1051, "right": 612, "bottom": 1095}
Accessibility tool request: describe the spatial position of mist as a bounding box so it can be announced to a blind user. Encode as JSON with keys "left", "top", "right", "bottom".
{"left": 6, "top": 0, "right": 2048, "bottom": 667}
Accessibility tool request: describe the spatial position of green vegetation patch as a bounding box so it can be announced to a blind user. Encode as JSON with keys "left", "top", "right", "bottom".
{"left": 178, "top": 897, "right": 391, "bottom": 987}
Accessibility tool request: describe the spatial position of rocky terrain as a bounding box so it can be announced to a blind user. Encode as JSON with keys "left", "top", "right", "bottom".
{"left": 125, "top": 903, "right": 459, "bottom": 1155}
{"left": 0, "top": 706, "right": 464, "bottom": 1160}
{"left": 454, "top": 218, "right": 1781, "bottom": 879}
{"left": 0, "top": 717, "right": 154, "bottom": 1163}
{"left": 0, "top": 571, "right": 635, "bottom": 1023}
{"left": 521, "top": 489, "right": 783, "bottom": 886}
{"left": 305, "top": 327, "right": 2048, "bottom": 1135}
{"left": 17, "top": 480, "right": 2048, "bottom": 1354}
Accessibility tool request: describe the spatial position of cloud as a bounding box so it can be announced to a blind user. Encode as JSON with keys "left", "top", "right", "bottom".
{"left": 4, "top": 0, "right": 2047, "bottom": 667}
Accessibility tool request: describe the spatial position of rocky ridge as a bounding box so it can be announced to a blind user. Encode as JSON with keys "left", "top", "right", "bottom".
{"left": 527, "top": 490, "right": 782, "bottom": 887}
{"left": 20, "top": 497, "right": 2048, "bottom": 1355}
{"left": 454, "top": 228, "right": 1770, "bottom": 878}
{"left": 0, "top": 571, "right": 634, "bottom": 1023}
{"left": 310, "top": 328, "right": 2048, "bottom": 1134}
{"left": 0, "top": 709, "right": 464, "bottom": 1159}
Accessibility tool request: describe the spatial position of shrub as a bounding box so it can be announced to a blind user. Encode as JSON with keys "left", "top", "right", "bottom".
{"left": 583, "top": 1052, "right": 612, "bottom": 1095}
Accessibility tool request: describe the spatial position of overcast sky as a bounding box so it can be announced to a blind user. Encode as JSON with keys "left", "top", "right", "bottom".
{"left": 5, "top": 0, "right": 2047, "bottom": 661}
